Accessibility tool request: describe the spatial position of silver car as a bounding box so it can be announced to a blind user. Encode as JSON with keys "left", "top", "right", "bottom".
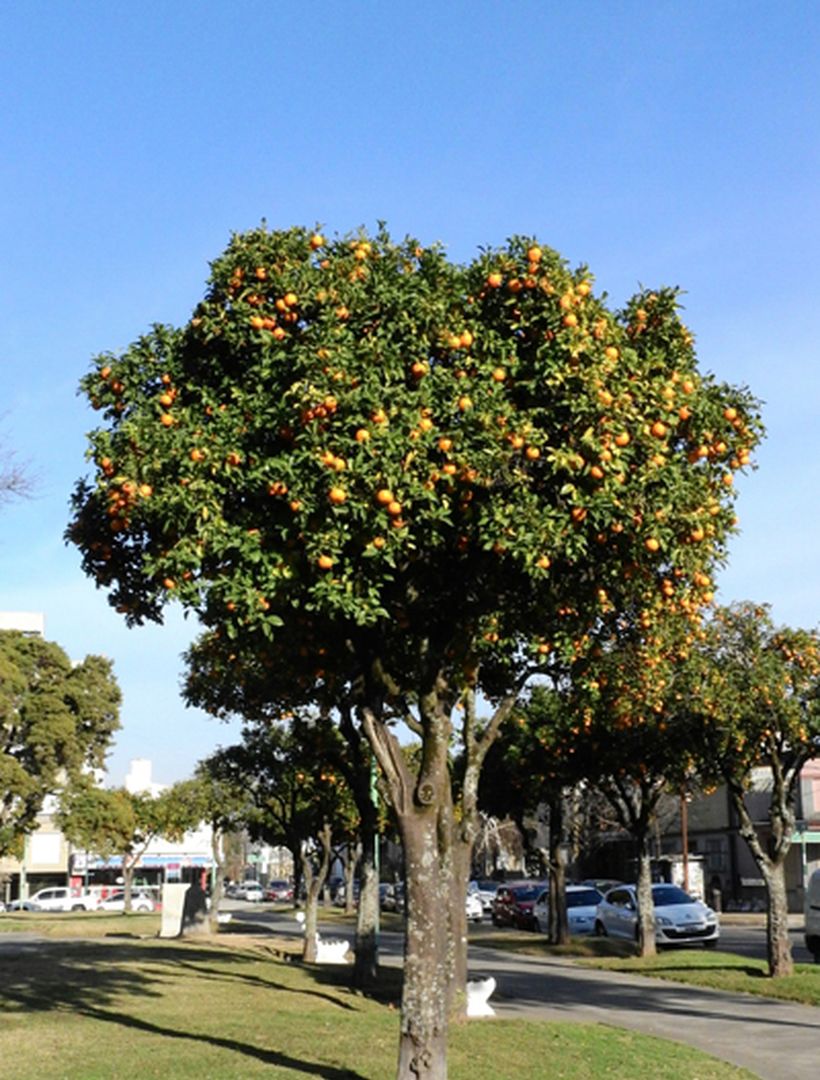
{"left": 532, "top": 884, "right": 603, "bottom": 935}
{"left": 595, "top": 883, "right": 719, "bottom": 947}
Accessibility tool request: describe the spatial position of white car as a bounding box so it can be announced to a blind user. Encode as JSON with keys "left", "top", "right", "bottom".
{"left": 469, "top": 880, "right": 499, "bottom": 914}
{"left": 96, "top": 889, "right": 156, "bottom": 913}
{"left": 20, "top": 887, "right": 96, "bottom": 912}
{"left": 532, "top": 884, "right": 603, "bottom": 935}
{"left": 239, "top": 881, "right": 264, "bottom": 902}
{"left": 595, "top": 883, "right": 719, "bottom": 947}
{"left": 466, "top": 890, "right": 484, "bottom": 922}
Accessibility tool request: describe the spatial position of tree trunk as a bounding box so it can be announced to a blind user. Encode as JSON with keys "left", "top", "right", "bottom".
{"left": 208, "top": 826, "right": 225, "bottom": 933}
{"left": 122, "top": 857, "right": 135, "bottom": 914}
{"left": 635, "top": 835, "right": 656, "bottom": 957}
{"left": 449, "top": 829, "right": 471, "bottom": 1015}
{"left": 762, "top": 859, "right": 794, "bottom": 977}
{"left": 547, "top": 794, "right": 568, "bottom": 944}
{"left": 353, "top": 817, "right": 379, "bottom": 989}
{"left": 300, "top": 823, "right": 332, "bottom": 964}
{"left": 396, "top": 808, "right": 451, "bottom": 1080}
{"left": 344, "top": 842, "right": 360, "bottom": 915}
{"left": 728, "top": 782, "right": 795, "bottom": 977}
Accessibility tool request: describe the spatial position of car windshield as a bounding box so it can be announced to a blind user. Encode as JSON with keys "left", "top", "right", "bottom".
{"left": 512, "top": 885, "right": 542, "bottom": 901}
{"left": 567, "top": 889, "right": 602, "bottom": 908}
{"left": 652, "top": 885, "right": 695, "bottom": 906}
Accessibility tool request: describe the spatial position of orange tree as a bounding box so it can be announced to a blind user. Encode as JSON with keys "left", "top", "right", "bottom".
{"left": 68, "top": 224, "right": 761, "bottom": 1080}
{"left": 683, "top": 603, "right": 820, "bottom": 977}
{"left": 479, "top": 681, "right": 588, "bottom": 943}
{"left": 186, "top": 640, "right": 385, "bottom": 986}
{"left": 567, "top": 608, "right": 712, "bottom": 956}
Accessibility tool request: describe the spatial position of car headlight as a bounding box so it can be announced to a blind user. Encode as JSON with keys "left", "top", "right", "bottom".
{"left": 656, "top": 915, "right": 672, "bottom": 926}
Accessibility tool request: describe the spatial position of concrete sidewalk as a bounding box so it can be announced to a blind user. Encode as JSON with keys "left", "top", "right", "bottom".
{"left": 469, "top": 945, "right": 818, "bottom": 1080}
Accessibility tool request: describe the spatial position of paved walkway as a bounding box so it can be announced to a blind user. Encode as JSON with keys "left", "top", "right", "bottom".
{"left": 467, "top": 945, "right": 819, "bottom": 1080}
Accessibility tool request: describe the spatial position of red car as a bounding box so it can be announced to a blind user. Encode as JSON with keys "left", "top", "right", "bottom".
{"left": 491, "top": 881, "right": 546, "bottom": 929}
{"left": 263, "top": 880, "right": 294, "bottom": 901}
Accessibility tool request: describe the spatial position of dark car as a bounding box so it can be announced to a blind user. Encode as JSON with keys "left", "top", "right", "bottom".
{"left": 491, "top": 881, "right": 546, "bottom": 929}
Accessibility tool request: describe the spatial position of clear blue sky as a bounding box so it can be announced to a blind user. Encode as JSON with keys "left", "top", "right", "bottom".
{"left": 2, "top": 1, "right": 818, "bottom": 785}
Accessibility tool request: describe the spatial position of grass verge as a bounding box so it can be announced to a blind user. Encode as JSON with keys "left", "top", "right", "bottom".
{"left": 581, "top": 949, "right": 820, "bottom": 1007}
{"left": 0, "top": 924, "right": 754, "bottom": 1079}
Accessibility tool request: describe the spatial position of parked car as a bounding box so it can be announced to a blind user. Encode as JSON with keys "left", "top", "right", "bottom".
{"left": 465, "top": 890, "right": 484, "bottom": 923}
{"left": 469, "top": 879, "right": 500, "bottom": 913}
{"left": 239, "top": 881, "right": 264, "bottom": 902}
{"left": 595, "top": 883, "right": 719, "bottom": 947}
{"left": 804, "top": 867, "right": 820, "bottom": 961}
{"left": 15, "top": 887, "right": 95, "bottom": 912}
{"left": 96, "top": 889, "right": 156, "bottom": 913}
{"left": 491, "top": 881, "right": 546, "bottom": 929}
{"left": 532, "top": 884, "right": 603, "bottom": 935}
{"left": 380, "top": 882, "right": 405, "bottom": 912}
{"left": 264, "top": 879, "right": 294, "bottom": 902}
{"left": 582, "top": 878, "right": 623, "bottom": 896}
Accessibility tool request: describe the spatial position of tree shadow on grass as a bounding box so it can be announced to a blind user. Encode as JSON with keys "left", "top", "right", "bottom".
{"left": 0, "top": 938, "right": 371, "bottom": 1079}
{"left": 74, "top": 1003, "right": 369, "bottom": 1079}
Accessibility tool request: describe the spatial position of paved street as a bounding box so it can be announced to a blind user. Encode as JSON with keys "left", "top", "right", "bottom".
{"left": 231, "top": 904, "right": 819, "bottom": 1080}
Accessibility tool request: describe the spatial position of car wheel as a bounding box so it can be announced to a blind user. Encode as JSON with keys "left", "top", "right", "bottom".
{"left": 71, "top": 904, "right": 85, "bottom": 911}
{"left": 595, "top": 920, "right": 607, "bottom": 937}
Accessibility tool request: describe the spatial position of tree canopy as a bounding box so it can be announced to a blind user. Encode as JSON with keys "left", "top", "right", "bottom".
{"left": 0, "top": 631, "right": 120, "bottom": 857}
{"left": 67, "top": 224, "right": 763, "bottom": 1079}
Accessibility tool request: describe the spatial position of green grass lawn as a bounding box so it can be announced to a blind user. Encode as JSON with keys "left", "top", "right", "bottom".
{"left": 582, "top": 948, "right": 820, "bottom": 1007}
{"left": 0, "top": 914, "right": 754, "bottom": 1079}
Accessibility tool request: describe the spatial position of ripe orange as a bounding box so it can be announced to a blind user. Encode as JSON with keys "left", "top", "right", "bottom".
{"left": 100, "top": 365, "right": 112, "bottom": 380}
{"left": 438, "top": 437, "right": 453, "bottom": 453}
{"left": 460, "top": 330, "right": 473, "bottom": 348}
{"left": 317, "top": 554, "right": 334, "bottom": 570}
{"left": 604, "top": 346, "right": 619, "bottom": 362}
{"left": 163, "top": 577, "right": 176, "bottom": 590}
{"left": 536, "top": 555, "right": 551, "bottom": 569}
{"left": 160, "top": 413, "right": 174, "bottom": 427}
{"left": 562, "top": 312, "right": 578, "bottom": 328}
{"left": 371, "top": 536, "right": 386, "bottom": 549}
{"left": 309, "top": 233, "right": 324, "bottom": 249}
{"left": 486, "top": 272, "right": 503, "bottom": 288}
{"left": 644, "top": 537, "right": 660, "bottom": 552}
{"left": 138, "top": 484, "right": 153, "bottom": 498}
{"left": 458, "top": 395, "right": 472, "bottom": 411}
{"left": 491, "top": 367, "right": 507, "bottom": 382}
{"left": 376, "top": 488, "right": 394, "bottom": 505}
{"left": 525, "top": 446, "right": 540, "bottom": 461}
{"left": 527, "top": 245, "right": 542, "bottom": 264}
{"left": 355, "top": 428, "right": 370, "bottom": 442}
{"left": 387, "top": 500, "right": 403, "bottom": 517}
{"left": 614, "top": 432, "right": 630, "bottom": 447}
{"left": 650, "top": 421, "right": 667, "bottom": 439}
{"left": 329, "top": 487, "right": 347, "bottom": 505}
{"left": 284, "top": 292, "right": 298, "bottom": 307}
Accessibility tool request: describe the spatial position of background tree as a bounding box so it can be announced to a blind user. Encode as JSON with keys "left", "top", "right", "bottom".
{"left": 188, "top": 642, "right": 384, "bottom": 986}
{"left": 203, "top": 716, "right": 358, "bottom": 963}
{"left": 0, "top": 631, "right": 120, "bottom": 858}
{"left": 480, "top": 682, "right": 588, "bottom": 943}
{"left": 568, "top": 605, "right": 712, "bottom": 956}
{"left": 58, "top": 780, "right": 204, "bottom": 912}
{"left": 685, "top": 603, "right": 820, "bottom": 977}
{"left": 188, "top": 764, "right": 250, "bottom": 931}
{"left": 0, "top": 429, "right": 34, "bottom": 509}
{"left": 67, "top": 225, "right": 761, "bottom": 1079}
